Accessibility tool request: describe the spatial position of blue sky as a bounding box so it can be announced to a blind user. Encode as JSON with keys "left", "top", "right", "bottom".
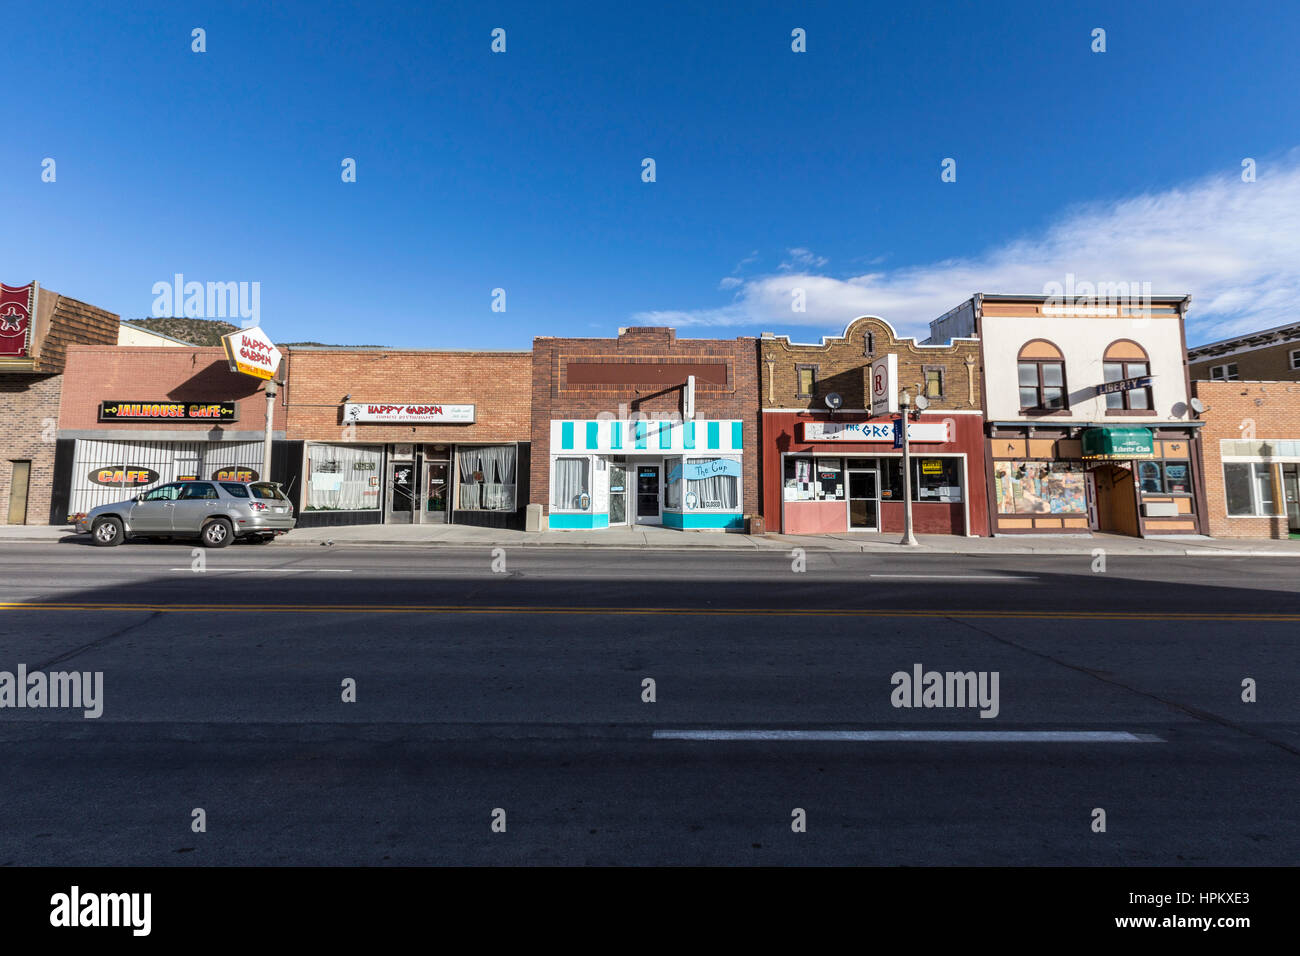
{"left": 5, "top": 0, "right": 1300, "bottom": 348}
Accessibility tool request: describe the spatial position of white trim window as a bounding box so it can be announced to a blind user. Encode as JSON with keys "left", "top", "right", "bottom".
{"left": 1209, "top": 363, "right": 1239, "bottom": 381}
{"left": 1290, "top": 348, "right": 1300, "bottom": 370}
{"left": 552, "top": 457, "right": 591, "bottom": 511}
{"left": 1223, "top": 462, "right": 1281, "bottom": 517}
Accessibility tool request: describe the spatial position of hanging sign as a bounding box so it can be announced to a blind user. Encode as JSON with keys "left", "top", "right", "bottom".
{"left": 870, "top": 354, "right": 898, "bottom": 416}
{"left": 221, "top": 326, "right": 282, "bottom": 380}
{"left": 0, "top": 282, "right": 35, "bottom": 359}
{"left": 667, "top": 459, "right": 742, "bottom": 482}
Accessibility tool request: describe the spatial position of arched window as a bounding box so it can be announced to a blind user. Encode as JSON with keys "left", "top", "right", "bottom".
{"left": 1017, "top": 340, "right": 1067, "bottom": 410}
{"left": 1102, "top": 340, "right": 1152, "bottom": 411}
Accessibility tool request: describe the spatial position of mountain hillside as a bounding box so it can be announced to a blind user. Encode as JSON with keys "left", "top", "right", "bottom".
{"left": 123, "top": 317, "right": 384, "bottom": 348}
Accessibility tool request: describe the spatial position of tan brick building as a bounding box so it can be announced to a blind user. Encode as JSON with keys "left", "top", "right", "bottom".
{"left": 1187, "top": 321, "right": 1300, "bottom": 384}
{"left": 532, "top": 327, "right": 759, "bottom": 530}
{"left": 759, "top": 316, "right": 988, "bottom": 535}
{"left": 1192, "top": 380, "right": 1300, "bottom": 538}
{"left": 283, "top": 348, "right": 532, "bottom": 528}
{"left": 1, "top": 283, "right": 119, "bottom": 524}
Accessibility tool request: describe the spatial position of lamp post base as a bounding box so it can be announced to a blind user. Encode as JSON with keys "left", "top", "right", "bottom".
{"left": 899, "top": 532, "right": 920, "bottom": 546}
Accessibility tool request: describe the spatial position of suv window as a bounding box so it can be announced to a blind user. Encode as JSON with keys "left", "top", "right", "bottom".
{"left": 220, "top": 482, "right": 250, "bottom": 498}
{"left": 141, "top": 484, "right": 182, "bottom": 501}
{"left": 179, "top": 482, "right": 220, "bottom": 500}
{"left": 250, "top": 483, "right": 285, "bottom": 500}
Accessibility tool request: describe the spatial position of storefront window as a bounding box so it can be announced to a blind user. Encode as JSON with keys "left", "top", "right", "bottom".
{"left": 913, "top": 458, "right": 963, "bottom": 503}
{"left": 684, "top": 456, "right": 739, "bottom": 510}
{"left": 457, "top": 445, "right": 517, "bottom": 511}
{"left": 783, "top": 456, "right": 815, "bottom": 502}
{"left": 877, "top": 458, "right": 904, "bottom": 501}
{"left": 306, "top": 444, "right": 383, "bottom": 511}
{"left": 1224, "top": 462, "right": 1278, "bottom": 516}
{"left": 1137, "top": 461, "right": 1163, "bottom": 493}
{"left": 664, "top": 457, "right": 682, "bottom": 509}
{"left": 815, "top": 459, "right": 845, "bottom": 501}
{"left": 553, "top": 457, "right": 590, "bottom": 511}
{"left": 994, "top": 460, "right": 1087, "bottom": 514}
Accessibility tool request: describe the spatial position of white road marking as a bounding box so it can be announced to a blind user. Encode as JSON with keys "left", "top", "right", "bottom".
{"left": 166, "top": 568, "right": 353, "bottom": 573}
{"left": 868, "top": 574, "right": 1037, "bottom": 581}
{"left": 653, "top": 730, "right": 1159, "bottom": 742}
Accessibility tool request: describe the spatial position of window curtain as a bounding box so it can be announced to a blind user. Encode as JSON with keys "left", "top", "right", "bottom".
{"left": 457, "top": 445, "right": 517, "bottom": 512}
{"left": 686, "top": 457, "right": 739, "bottom": 509}
{"left": 553, "top": 458, "right": 589, "bottom": 510}
{"left": 307, "top": 444, "right": 382, "bottom": 510}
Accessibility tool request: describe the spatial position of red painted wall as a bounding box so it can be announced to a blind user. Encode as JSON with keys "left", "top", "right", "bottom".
{"left": 761, "top": 410, "right": 990, "bottom": 536}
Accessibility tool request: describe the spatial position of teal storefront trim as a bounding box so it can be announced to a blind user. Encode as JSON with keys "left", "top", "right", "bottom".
{"left": 550, "top": 512, "right": 610, "bottom": 530}
{"left": 634, "top": 421, "right": 647, "bottom": 449}
{"left": 663, "top": 511, "right": 745, "bottom": 530}
{"left": 586, "top": 421, "right": 599, "bottom": 449}
{"left": 732, "top": 421, "right": 743, "bottom": 449}
{"left": 684, "top": 422, "right": 696, "bottom": 449}
{"left": 659, "top": 422, "right": 672, "bottom": 449}
{"left": 611, "top": 421, "right": 623, "bottom": 449}
{"left": 707, "top": 422, "right": 720, "bottom": 449}
{"left": 560, "top": 421, "right": 575, "bottom": 450}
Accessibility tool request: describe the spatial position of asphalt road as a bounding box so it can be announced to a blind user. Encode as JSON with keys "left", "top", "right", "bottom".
{"left": 0, "top": 540, "right": 1296, "bottom": 865}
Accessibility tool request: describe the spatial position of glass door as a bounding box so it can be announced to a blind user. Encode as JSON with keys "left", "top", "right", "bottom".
{"left": 1284, "top": 464, "right": 1299, "bottom": 533}
{"left": 425, "top": 461, "right": 449, "bottom": 524}
{"left": 847, "top": 469, "right": 878, "bottom": 530}
{"left": 609, "top": 461, "right": 628, "bottom": 525}
{"left": 635, "top": 464, "right": 661, "bottom": 524}
{"left": 388, "top": 460, "right": 415, "bottom": 524}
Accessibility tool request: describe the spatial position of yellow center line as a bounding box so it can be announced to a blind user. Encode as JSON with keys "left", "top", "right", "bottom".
{"left": 0, "top": 602, "right": 1298, "bottom": 622}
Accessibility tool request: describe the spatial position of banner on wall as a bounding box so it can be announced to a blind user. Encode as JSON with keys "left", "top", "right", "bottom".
{"left": 667, "top": 459, "right": 743, "bottom": 483}
{"left": 0, "top": 282, "right": 35, "bottom": 359}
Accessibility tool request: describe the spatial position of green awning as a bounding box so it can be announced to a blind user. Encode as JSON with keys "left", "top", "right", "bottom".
{"left": 1081, "top": 426, "right": 1154, "bottom": 459}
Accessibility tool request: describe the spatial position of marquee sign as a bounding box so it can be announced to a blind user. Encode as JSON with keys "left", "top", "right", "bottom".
{"left": 802, "top": 421, "right": 950, "bottom": 443}
{"left": 221, "top": 326, "right": 282, "bottom": 381}
{"left": 0, "top": 282, "right": 35, "bottom": 359}
{"left": 99, "top": 401, "right": 238, "bottom": 422}
{"left": 344, "top": 403, "right": 476, "bottom": 424}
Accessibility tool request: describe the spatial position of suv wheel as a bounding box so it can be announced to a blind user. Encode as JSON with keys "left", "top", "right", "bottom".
{"left": 92, "top": 517, "right": 124, "bottom": 547}
{"left": 200, "top": 518, "right": 234, "bottom": 549}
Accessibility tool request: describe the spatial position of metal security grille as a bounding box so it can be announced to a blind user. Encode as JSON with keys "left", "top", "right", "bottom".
{"left": 69, "top": 439, "right": 264, "bottom": 514}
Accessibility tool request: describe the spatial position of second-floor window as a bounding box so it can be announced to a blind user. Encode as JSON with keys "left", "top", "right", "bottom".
{"left": 1103, "top": 340, "right": 1152, "bottom": 410}
{"left": 796, "top": 364, "right": 817, "bottom": 397}
{"left": 1210, "top": 363, "right": 1239, "bottom": 381}
{"left": 1017, "top": 340, "right": 1067, "bottom": 410}
{"left": 1290, "top": 349, "right": 1300, "bottom": 370}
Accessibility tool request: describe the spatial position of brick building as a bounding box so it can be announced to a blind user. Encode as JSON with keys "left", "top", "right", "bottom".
{"left": 759, "top": 316, "right": 988, "bottom": 535}
{"left": 1192, "top": 380, "right": 1300, "bottom": 538}
{"left": 282, "top": 348, "right": 532, "bottom": 528}
{"left": 1, "top": 282, "right": 119, "bottom": 525}
{"left": 532, "top": 327, "right": 759, "bottom": 530}
{"left": 56, "top": 345, "right": 286, "bottom": 521}
{"left": 1187, "top": 321, "right": 1300, "bottom": 383}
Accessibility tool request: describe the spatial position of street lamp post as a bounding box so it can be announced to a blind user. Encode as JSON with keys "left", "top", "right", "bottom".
{"left": 899, "top": 389, "right": 919, "bottom": 547}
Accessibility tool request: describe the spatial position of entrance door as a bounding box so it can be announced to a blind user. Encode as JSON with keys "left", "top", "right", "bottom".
{"left": 609, "top": 462, "right": 628, "bottom": 525}
{"left": 7, "top": 461, "right": 30, "bottom": 524}
{"left": 847, "top": 469, "right": 878, "bottom": 530}
{"left": 635, "top": 464, "right": 661, "bottom": 524}
{"left": 1284, "top": 464, "right": 1299, "bottom": 533}
{"left": 425, "top": 461, "right": 449, "bottom": 524}
{"left": 388, "top": 461, "right": 415, "bottom": 524}
{"left": 1084, "top": 472, "right": 1100, "bottom": 531}
{"left": 1095, "top": 464, "right": 1140, "bottom": 536}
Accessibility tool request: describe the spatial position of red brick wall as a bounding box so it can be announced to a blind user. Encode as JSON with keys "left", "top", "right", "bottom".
{"left": 0, "top": 374, "right": 62, "bottom": 524}
{"left": 1193, "top": 380, "right": 1300, "bottom": 538}
{"left": 59, "top": 346, "right": 284, "bottom": 432}
{"left": 531, "top": 328, "right": 761, "bottom": 513}
{"left": 284, "top": 349, "right": 531, "bottom": 443}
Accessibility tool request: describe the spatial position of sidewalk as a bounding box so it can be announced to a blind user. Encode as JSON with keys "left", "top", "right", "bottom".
{"left": 3, "top": 522, "right": 1299, "bottom": 556}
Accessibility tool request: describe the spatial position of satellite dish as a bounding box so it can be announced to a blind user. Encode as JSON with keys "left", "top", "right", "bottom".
{"left": 824, "top": 392, "right": 843, "bottom": 410}
{"left": 1190, "top": 397, "right": 1206, "bottom": 414}
{"left": 915, "top": 394, "right": 931, "bottom": 411}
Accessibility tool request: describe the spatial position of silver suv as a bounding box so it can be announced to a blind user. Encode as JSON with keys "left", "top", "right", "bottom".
{"left": 75, "top": 480, "right": 296, "bottom": 548}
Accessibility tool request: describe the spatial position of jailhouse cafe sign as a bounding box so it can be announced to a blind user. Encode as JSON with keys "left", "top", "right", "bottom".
{"left": 99, "top": 401, "right": 237, "bottom": 422}
{"left": 344, "top": 403, "right": 475, "bottom": 424}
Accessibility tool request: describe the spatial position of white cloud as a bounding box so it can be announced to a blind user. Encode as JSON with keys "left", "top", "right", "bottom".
{"left": 632, "top": 152, "right": 1300, "bottom": 345}
{"left": 718, "top": 276, "right": 743, "bottom": 290}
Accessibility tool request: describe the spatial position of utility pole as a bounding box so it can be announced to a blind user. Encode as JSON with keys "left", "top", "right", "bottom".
{"left": 262, "top": 379, "right": 277, "bottom": 481}
{"left": 899, "top": 388, "right": 919, "bottom": 546}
